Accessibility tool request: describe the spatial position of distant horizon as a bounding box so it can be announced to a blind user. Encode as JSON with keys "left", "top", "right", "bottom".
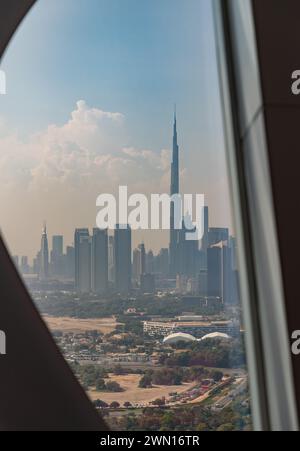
{"left": 8, "top": 208, "right": 235, "bottom": 265}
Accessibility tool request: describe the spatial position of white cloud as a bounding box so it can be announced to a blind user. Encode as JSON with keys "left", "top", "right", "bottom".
{"left": 0, "top": 101, "right": 175, "bottom": 257}
{"left": 0, "top": 100, "right": 172, "bottom": 193}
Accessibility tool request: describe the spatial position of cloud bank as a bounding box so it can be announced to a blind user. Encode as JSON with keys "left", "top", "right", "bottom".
{"left": 0, "top": 101, "right": 180, "bottom": 257}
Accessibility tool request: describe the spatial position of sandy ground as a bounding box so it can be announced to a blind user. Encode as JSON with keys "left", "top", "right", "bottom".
{"left": 43, "top": 315, "right": 119, "bottom": 334}
{"left": 87, "top": 374, "right": 195, "bottom": 406}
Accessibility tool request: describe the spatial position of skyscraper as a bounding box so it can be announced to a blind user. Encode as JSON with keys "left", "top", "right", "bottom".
{"left": 91, "top": 228, "right": 108, "bottom": 294}
{"left": 74, "top": 228, "right": 89, "bottom": 291}
{"left": 207, "top": 240, "right": 235, "bottom": 304}
{"left": 169, "top": 108, "right": 180, "bottom": 276}
{"left": 108, "top": 236, "right": 115, "bottom": 283}
{"left": 114, "top": 225, "right": 132, "bottom": 294}
{"left": 65, "top": 245, "right": 75, "bottom": 280}
{"left": 177, "top": 216, "right": 198, "bottom": 277}
{"left": 78, "top": 235, "right": 92, "bottom": 294}
{"left": 51, "top": 235, "right": 63, "bottom": 276}
{"left": 201, "top": 206, "right": 209, "bottom": 252}
{"left": 40, "top": 224, "right": 49, "bottom": 280}
{"left": 132, "top": 249, "right": 140, "bottom": 284}
{"left": 132, "top": 243, "right": 146, "bottom": 285}
{"left": 207, "top": 245, "right": 222, "bottom": 299}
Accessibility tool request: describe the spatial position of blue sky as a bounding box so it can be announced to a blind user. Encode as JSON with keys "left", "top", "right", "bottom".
{"left": 0, "top": 0, "right": 232, "bottom": 257}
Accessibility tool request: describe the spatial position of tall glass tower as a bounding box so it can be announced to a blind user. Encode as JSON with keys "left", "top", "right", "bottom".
{"left": 169, "top": 108, "right": 180, "bottom": 275}
{"left": 40, "top": 223, "right": 49, "bottom": 280}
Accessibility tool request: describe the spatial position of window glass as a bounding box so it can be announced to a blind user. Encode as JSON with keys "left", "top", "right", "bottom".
{"left": 0, "top": 0, "right": 252, "bottom": 431}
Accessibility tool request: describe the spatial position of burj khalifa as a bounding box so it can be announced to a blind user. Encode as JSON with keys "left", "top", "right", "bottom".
{"left": 169, "top": 108, "right": 179, "bottom": 275}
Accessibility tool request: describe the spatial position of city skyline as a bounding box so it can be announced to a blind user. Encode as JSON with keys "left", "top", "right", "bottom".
{"left": 0, "top": 0, "right": 233, "bottom": 261}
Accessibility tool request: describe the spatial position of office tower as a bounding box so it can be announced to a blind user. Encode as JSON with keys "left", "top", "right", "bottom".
{"left": 132, "top": 249, "right": 140, "bottom": 283}
{"left": 200, "top": 207, "right": 209, "bottom": 272}
{"left": 207, "top": 245, "right": 222, "bottom": 299}
{"left": 155, "top": 248, "right": 169, "bottom": 275}
{"left": 114, "top": 225, "right": 132, "bottom": 294}
{"left": 52, "top": 235, "right": 63, "bottom": 257}
{"left": 51, "top": 235, "right": 63, "bottom": 276}
{"left": 65, "top": 245, "right": 75, "bottom": 280}
{"left": 40, "top": 224, "right": 49, "bottom": 280}
{"left": 177, "top": 216, "right": 198, "bottom": 277}
{"left": 108, "top": 236, "right": 115, "bottom": 283}
{"left": 169, "top": 108, "right": 180, "bottom": 275}
{"left": 208, "top": 228, "right": 229, "bottom": 247}
{"left": 78, "top": 235, "right": 91, "bottom": 293}
{"left": 201, "top": 206, "right": 209, "bottom": 252}
{"left": 74, "top": 228, "right": 89, "bottom": 290}
{"left": 146, "top": 250, "right": 154, "bottom": 274}
{"left": 141, "top": 273, "right": 155, "bottom": 294}
{"left": 133, "top": 244, "right": 146, "bottom": 284}
{"left": 138, "top": 244, "right": 146, "bottom": 275}
{"left": 91, "top": 228, "right": 108, "bottom": 294}
{"left": 207, "top": 240, "right": 234, "bottom": 304}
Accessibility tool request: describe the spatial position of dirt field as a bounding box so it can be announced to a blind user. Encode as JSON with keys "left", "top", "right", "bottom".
{"left": 43, "top": 315, "right": 119, "bottom": 334}
{"left": 88, "top": 374, "right": 195, "bottom": 406}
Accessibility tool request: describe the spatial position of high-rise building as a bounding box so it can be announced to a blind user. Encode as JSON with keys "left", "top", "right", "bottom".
{"left": 132, "top": 249, "right": 140, "bottom": 284}
{"left": 201, "top": 206, "right": 209, "bottom": 252}
{"left": 114, "top": 225, "right": 132, "bottom": 294}
{"left": 40, "top": 224, "right": 49, "bottom": 280}
{"left": 74, "top": 228, "right": 89, "bottom": 290}
{"left": 108, "top": 236, "right": 115, "bottom": 283}
{"left": 177, "top": 216, "right": 198, "bottom": 277}
{"left": 52, "top": 235, "right": 63, "bottom": 257}
{"left": 146, "top": 250, "right": 154, "bottom": 274}
{"left": 155, "top": 248, "right": 169, "bottom": 275}
{"left": 207, "top": 240, "right": 235, "bottom": 304}
{"left": 207, "top": 245, "right": 222, "bottom": 299}
{"left": 169, "top": 108, "right": 180, "bottom": 275}
{"left": 133, "top": 244, "right": 146, "bottom": 284}
{"left": 78, "top": 234, "right": 91, "bottom": 294}
{"left": 91, "top": 228, "right": 108, "bottom": 294}
{"left": 51, "top": 235, "right": 63, "bottom": 277}
{"left": 138, "top": 243, "right": 146, "bottom": 275}
{"left": 65, "top": 245, "right": 75, "bottom": 280}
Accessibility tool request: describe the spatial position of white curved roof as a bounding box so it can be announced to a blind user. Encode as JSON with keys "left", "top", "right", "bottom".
{"left": 200, "top": 332, "right": 230, "bottom": 341}
{"left": 163, "top": 332, "right": 197, "bottom": 344}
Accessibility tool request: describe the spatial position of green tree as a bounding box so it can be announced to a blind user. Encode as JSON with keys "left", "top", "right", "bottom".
{"left": 95, "top": 378, "right": 106, "bottom": 391}
{"left": 105, "top": 381, "right": 124, "bottom": 392}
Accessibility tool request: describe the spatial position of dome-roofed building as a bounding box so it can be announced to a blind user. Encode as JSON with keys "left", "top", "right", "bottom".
{"left": 200, "top": 332, "right": 231, "bottom": 341}
{"left": 163, "top": 332, "right": 197, "bottom": 345}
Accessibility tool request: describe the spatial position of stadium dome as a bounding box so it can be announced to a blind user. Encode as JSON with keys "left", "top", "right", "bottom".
{"left": 200, "top": 332, "right": 231, "bottom": 341}
{"left": 163, "top": 332, "right": 197, "bottom": 344}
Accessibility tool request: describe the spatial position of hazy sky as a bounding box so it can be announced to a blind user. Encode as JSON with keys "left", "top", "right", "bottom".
{"left": 0, "top": 0, "right": 233, "bottom": 260}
